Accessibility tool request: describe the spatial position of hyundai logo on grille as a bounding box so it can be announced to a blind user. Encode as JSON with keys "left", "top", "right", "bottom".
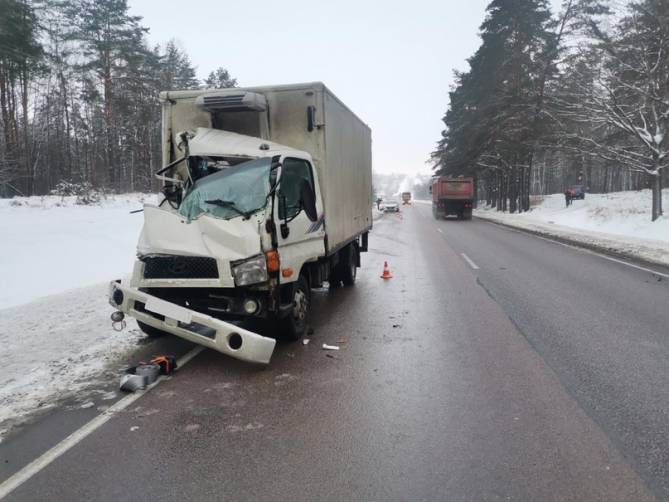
{"left": 168, "top": 258, "right": 189, "bottom": 276}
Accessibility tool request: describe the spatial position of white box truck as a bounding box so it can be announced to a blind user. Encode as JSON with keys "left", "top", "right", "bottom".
{"left": 109, "top": 82, "right": 372, "bottom": 364}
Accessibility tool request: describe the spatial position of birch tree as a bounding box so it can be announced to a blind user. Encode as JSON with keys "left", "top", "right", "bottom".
{"left": 559, "top": 0, "right": 668, "bottom": 220}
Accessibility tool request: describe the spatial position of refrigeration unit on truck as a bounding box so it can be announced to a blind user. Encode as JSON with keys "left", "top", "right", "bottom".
{"left": 431, "top": 176, "right": 474, "bottom": 220}
{"left": 109, "top": 82, "right": 372, "bottom": 364}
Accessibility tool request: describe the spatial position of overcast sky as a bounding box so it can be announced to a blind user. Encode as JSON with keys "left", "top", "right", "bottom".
{"left": 129, "top": 0, "right": 563, "bottom": 175}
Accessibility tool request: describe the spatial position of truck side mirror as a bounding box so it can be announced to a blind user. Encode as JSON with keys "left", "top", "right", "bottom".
{"left": 307, "top": 106, "right": 316, "bottom": 132}
{"left": 300, "top": 180, "right": 318, "bottom": 222}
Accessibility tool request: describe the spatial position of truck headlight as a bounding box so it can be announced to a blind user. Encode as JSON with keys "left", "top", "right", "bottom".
{"left": 231, "top": 255, "right": 268, "bottom": 286}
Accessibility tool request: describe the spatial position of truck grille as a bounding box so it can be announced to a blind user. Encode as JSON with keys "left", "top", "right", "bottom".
{"left": 142, "top": 256, "right": 219, "bottom": 279}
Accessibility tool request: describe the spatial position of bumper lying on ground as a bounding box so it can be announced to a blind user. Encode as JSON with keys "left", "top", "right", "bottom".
{"left": 109, "top": 281, "right": 276, "bottom": 364}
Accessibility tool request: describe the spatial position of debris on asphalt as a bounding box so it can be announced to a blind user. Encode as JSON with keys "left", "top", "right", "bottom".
{"left": 325, "top": 354, "right": 337, "bottom": 359}
{"left": 136, "top": 363, "right": 160, "bottom": 384}
{"left": 303, "top": 339, "right": 310, "bottom": 345}
{"left": 337, "top": 336, "right": 348, "bottom": 344}
{"left": 130, "top": 426, "right": 139, "bottom": 432}
{"left": 120, "top": 373, "right": 147, "bottom": 392}
{"left": 322, "top": 344, "right": 340, "bottom": 351}
{"left": 150, "top": 355, "right": 177, "bottom": 375}
{"left": 307, "top": 327, "right": 315, "bottom": 336}
{"left": 392, "top": 324, "right": 400, "bottom": 328}
{"left": 120, "top": 354, "right": 177, "bottom": 392}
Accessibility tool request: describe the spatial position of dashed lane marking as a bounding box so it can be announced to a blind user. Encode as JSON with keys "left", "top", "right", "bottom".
{"left": 461, "top": 253, "right": 480, "bottom": 270}
{"left": 0, "top": 345, "right": 205, "bottom": 500}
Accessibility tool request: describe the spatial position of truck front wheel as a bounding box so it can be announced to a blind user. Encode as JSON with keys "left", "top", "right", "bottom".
{"left": 280, "top": 275, "right": 311, "bottom": 341}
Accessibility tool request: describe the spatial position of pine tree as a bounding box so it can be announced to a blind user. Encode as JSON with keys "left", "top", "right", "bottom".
{"left": 204, "top": 67, "right": 237, "bottom": 89}
{"left": 159, "top": 40, "right": 199, "bottom": 91}
{"left": 433, "top": 0, "right": 555, "bottom": 213}
{"left": 0, "top": 0, "right": 43, "bottom": 195}
{"left": 72, "top": 0, "right": 148, "bottom": 190}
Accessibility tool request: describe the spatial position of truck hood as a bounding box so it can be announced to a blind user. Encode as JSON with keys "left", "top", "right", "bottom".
{"left": 188, "top": 127, "right": 301, "bottom": 159}
{"left": 138, "top": 205, "right": 263, "bottom": 262}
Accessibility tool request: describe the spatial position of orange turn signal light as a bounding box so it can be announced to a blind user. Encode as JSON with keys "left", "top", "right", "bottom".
{"left": 265, "top": 250, "right": 280, "bottom": 273}
{"left": 282, "top": 268, "right": 293, "bottom": 278}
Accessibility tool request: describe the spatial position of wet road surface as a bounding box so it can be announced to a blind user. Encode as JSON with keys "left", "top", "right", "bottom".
{"left": 2, "top": 203, "right": 669, "bottom": 501}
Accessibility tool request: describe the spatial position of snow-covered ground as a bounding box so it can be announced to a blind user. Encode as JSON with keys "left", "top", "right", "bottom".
{"left": 475, "top": 190, "right": 669, "bottom": 266}
{"left": 0, "top": 285, "right": 143, "bottom": 437}
{"left": 0, "top": 194, "right": 154, "bottom": 439}
{"left": 0, "top": 194, "right": 154, "bottom": 309}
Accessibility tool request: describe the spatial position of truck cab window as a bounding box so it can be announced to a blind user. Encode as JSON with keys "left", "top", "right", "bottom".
{"left": 280, "top": 158, "right": 314, "bottom": 219}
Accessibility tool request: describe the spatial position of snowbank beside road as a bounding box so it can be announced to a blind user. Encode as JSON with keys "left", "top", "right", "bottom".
{"left": 0, "top": 285, "right": 143, "bottom": 437}
{"left": 0, "top": 194, "right": 154, "bottom": 309}
{"left": 0, "top": 194, "right": 154, "bottom": 439}
{"left": 475, "top": 190, "right": 669, "bottom": 266}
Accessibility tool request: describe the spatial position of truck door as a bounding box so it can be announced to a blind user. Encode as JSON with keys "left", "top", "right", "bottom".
{"left": 275, "top": 157, "right": 325, "bottom": 283}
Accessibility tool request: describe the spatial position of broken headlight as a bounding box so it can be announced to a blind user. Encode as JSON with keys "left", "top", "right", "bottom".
{"left": 231, "top": 255, "right": 268, "bottom": 286}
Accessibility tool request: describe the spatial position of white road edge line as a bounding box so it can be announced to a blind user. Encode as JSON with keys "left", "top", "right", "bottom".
{"left": 0, "top": 345, "right": 206, "bottom": 500}
{"left": 461, "top": 253, "right": 480, "bottom": 270}
{"left": 527, "top": 232, "right": 669, "bottom": 279}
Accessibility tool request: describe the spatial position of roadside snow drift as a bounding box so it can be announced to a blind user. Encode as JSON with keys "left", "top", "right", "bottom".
{"left": 0, "top": 194, "right": 153, "bottom": 439}
{"left": 0, "top": 285, "right": 143, "bottom": 436}
{"left": 0, "top": 194, "right": 153, "bottom": 309}
{"left": 475, "top": 190, "right": 669, "bottom": 266}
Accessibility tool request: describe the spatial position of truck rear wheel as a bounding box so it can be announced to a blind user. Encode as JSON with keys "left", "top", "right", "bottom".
{"left": 280, "top": 275, "right": 311, "bottom": 341}
{"left": 338, "top": 244, "right": 357, "bottom": 286}
{"left": 137, "top": 321, "right": 170, "bottom": 338}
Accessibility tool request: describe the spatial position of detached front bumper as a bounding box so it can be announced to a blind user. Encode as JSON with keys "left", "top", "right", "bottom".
{"left": 109, "top": 281, "right": 276, "bottom": 364}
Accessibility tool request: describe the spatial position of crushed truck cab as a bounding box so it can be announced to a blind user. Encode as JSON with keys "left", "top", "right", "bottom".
{"left": 109, "top": 82, "right": 372, "bottom": 364}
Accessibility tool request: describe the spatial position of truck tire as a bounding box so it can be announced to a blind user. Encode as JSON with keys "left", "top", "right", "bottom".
{"left": 336, "top": 243, "right": 357, "bottom": 286}
{"left": 280, "top": 275, "right": 311, "bottom": 341}
{"left": 137, "top": 320, "right": 169, "bottom": 338}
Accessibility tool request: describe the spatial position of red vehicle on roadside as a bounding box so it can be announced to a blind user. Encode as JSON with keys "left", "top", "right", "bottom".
{"left": 431, "top": 176, "right": 474, "bottom": 220}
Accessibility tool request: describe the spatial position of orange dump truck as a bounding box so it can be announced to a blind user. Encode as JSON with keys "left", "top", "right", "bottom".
{"left": 431, "top": 177, "right": 474, "bottom": 220}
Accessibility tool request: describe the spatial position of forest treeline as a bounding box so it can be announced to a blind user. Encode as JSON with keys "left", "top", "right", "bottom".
{"left": 432, "top": 0, "right": 668, "bottom": 221}
{"left": 0, "top": 0, "right": 236, "bottom": 197}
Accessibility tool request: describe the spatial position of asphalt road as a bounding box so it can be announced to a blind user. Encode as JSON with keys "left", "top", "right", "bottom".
{"left": 2, "top": 203, "right": 669, "bottom": 501}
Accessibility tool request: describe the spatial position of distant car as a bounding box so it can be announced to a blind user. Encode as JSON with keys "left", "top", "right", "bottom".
{"left": 567, "top": 185, "right": 585, "bottom": 200}
{"left": 383, "top": 201, "right": 400, "bottom": 212}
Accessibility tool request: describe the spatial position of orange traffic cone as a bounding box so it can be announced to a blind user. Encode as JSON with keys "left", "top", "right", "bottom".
{"left": 380, "top": 261, "right": 393, "bottom": 279}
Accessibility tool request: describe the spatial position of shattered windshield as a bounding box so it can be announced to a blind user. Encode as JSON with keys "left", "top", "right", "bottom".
{"left": 178, "top": 157, "right": 272, "bottom": 221}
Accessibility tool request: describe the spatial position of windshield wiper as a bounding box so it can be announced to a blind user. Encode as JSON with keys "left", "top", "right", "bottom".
{"left": 204, "top": 199, "right": 253, "bottom": 219}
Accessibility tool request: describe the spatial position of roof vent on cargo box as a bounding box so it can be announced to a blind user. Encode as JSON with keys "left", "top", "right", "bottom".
{"left": 195, "top": 91, "right": 267, "bottom": 113}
